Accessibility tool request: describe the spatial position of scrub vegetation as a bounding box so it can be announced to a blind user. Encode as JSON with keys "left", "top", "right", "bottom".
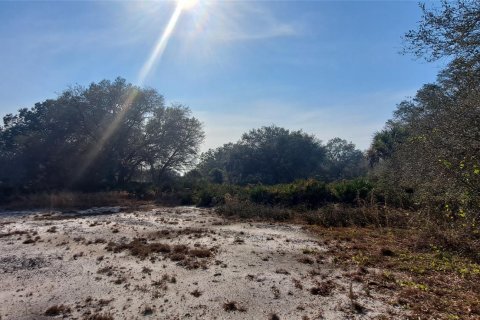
{"left": 1, "top": 1, "right": 479, "bottom": 319}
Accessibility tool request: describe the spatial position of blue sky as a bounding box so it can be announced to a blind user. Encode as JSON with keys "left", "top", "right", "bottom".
{"left": 0, "top": 0, "right": 444, "bottom": 151}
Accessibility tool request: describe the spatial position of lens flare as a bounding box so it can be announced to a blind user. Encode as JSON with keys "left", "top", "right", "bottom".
{"left": 137, "top": 4, "right": 183, "bottom": 85}
{"left": 74, "top": 1, "right": 199, "bottom": 183}
{"left": 176, "top": 0, "right": 199, "bottom": 10}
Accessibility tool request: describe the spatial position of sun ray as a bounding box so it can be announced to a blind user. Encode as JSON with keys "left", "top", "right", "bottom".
{"left": 137, "top": 4, "right": 183, "bottom": 85}
{"left": 73, "top": 1, "right": 196, "bottom": 184}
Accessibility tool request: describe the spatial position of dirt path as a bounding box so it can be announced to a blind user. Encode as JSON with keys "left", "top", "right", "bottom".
{"left": 0, "top": 206, "right": 405, "bottom": 319}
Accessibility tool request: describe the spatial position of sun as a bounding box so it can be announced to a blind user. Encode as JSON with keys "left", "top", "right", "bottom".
{"left": 176, "top": 0, "right": 199, "bottom": 10}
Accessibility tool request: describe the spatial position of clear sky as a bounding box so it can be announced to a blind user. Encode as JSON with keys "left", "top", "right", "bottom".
{"left": 0, "top": 0, "right": 444, "bottom": 151}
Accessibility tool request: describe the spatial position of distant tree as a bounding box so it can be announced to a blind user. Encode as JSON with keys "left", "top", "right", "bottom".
{"left": 367, "top": 120, "right": 408, "bottom": 167}
{"left": 197, "top": 125, "right": 326, "bottom": 185}
{"left": 324, "top": 138, "right": 366, "bottom": 180}
{"left": 144, "top": 105, "right": 204, "bottom": 185}
{"left": 208, "top": 168, "right": 225, "bottom": 184}
{"left": 0, "top": 78, "right": 204, "bottom": 192}
{"left": 197, "top": 143, "right": 235, "bottom": 183}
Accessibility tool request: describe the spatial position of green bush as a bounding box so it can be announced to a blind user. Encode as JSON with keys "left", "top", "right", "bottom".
{"left": 248, "top": 179, "right": 329, "bottom": 208}
{"left": 193, "top": 184, "right": 244, "bottom": 207}
{"left": 328, "top": 178, "right": 373, "bottom": 204}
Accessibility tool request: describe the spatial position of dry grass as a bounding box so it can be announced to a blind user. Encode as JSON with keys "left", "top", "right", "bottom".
{"left": 292, "top": 278, "right": 303, "bottom": 290}
{"left": 106, "top": 238, "right": 171, "bottom": 259}
{"left": 45, "top": 304, "right": 71, "bottom": 316}
{"left": 269, "top": 314, "right": 280, "bottom": 320}
{"left": 223, "top": 301, "right": 247, "bottom": 312}
{"left": 309, "top": 281, "right": 335, "bottom": 296}
{"left": 0, "top": 230, "right": 29, "bottom": 238}
{"left": 190, "top": 289, "right": 202, "bottom": 297}
{"left": 105, "top": 238, "right": 215, "bottom": 269}
{"left": 297, "top": 256, "right": 314, "bottom": 265}
{"left": 275, "top": 268, "right": 290, "bottom": 275}
{"left": 308, "top": 226, "right": 480, "bottom": 319}
{"left": 46, "top": 226, "right": 57, "bottom": 233}
{"left": 189, "top": 248, "right": 212, "bottom": 258}
{"left": 1, "top": 191, "right": 137, "bottom": 210}
{"left": 85, "top": 313, "right": 114, "bottom": 320}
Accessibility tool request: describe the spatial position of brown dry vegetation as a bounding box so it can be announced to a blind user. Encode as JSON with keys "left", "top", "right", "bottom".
{"left": 1, "top": 191, "right": 139, "bottom": 210}
{"left": 223, "top": 301, "right": 247, "bottom": 312}
{"left": 84, "top": 314, "right": 114, "bottom": 320}
{"left": 44, "top": 304, "right": 71, "bottom": 317}
{"left": 308, "top": 226, "right": 480, "bottom": 319}
{"left": 105, "top": 237, "right": 216, "bottom": 269}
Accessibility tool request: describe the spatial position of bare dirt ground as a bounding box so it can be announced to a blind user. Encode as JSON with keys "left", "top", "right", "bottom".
{"left": 0, "top": 206, "right": 407, "bottom": 319}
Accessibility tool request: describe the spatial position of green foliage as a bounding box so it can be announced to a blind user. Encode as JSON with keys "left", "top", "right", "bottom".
{"left": 248, "top": 179, "right": 329, "bottom": 208}
{"left": 367, "top": 0, "right": 480, "bottom": 229}
{"left": 208, "top": 168, "right": 225, "bottom": 184}
{"left": 0, "top": 78, "right": 204, "bottom": 194}
{"left": 196, "top": 126, "right": 365, "bottom": 185}
{"left": 324, "top": 138, "right": 367, "bottom": 180}
{"left": 197, "top": 126, "right": 366, "bottom": 185}
{"left": 328, "top": 178, "right": 373, "bottom": 204}
{"left": 193, "top": 184, "right": 244, "bottom": 207}
{"left": 183, "top": 178, "right": 375, "bottom": 210}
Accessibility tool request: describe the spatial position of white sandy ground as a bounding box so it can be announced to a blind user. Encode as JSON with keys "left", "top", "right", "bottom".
{"left": 0, "top": 206, "right": 407, "bottom": 320}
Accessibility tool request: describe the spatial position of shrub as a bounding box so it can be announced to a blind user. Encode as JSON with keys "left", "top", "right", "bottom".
{"left": 0, "top": 191, "right": 131, "bottom": 210}
{"left": 248, "top": 179, "right": 329, "bottom": 208}
{"left": 193, "top": 184, "right": 244, "bottom": 207}
{"left": 217, "top": 195, "right": 292, "bottom": 221}
{"left": 328, "top": 178, "right": 373, "bottom": 204}
{"left": 303, "top": 204, "right": 409, "bottom": 228}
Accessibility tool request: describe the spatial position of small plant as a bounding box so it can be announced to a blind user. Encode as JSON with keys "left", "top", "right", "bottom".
{"left": 223, "top": 301, "right": 247, "bottom": 312}
{"left": 269, "top": 313, "right": 280, "bottom": 320}
{"left": 271, "top": 286, "right": 280, "bottom": 299}
{"left": 298, "top": 256, "right": 314, "bottom": 264}
{"left": 275, "top": 268, "right": 290, "bottom": 275}
{"left": 309, "top": 281, "right": 335, "bottom": 296}
{"left": 86, "top": 313, "right": 114, "bottom": 320}
{"left": 44, "top": 305, "right": 70, "bottom": 316}
{"left": 141, "top": 305, "right": 154, "bottom": 316}
{"left": 46, "top": 226, "right": 57, "bottom": 233}
{"left": 190, "top": 289, "right": 202, "bottom": 297}
{"left": 189, "top": 248, "right": 212, "bottom": 258}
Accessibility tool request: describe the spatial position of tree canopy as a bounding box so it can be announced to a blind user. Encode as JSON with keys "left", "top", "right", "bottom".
{"left": 369, "top": 0, "right": 480, "bottom": 218}
{"left": 197, "top": 125, "right": 365, "bottom": 185}
{"left": 0, "top": 78, "right": 204, "bottom": 193}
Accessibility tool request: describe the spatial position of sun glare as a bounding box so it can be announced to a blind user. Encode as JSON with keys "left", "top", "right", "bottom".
{"left": 176, "top": 0, "right": 199, "bottom": 10}
{"left": 77, "top": 0, "right": 202, "bottom": 179}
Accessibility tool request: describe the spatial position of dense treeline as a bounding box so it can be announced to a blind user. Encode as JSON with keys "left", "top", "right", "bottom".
{"left": 196, "top": 126, "right": 365, "bottom": 185}
{"left": 0, "top": 81, "right": 365, "bottom": 201}
{"left": 0, "top": 82, "right": 366, "bottom": 201}
{"left": 368, "top": 0, "right": 480, "bottom": 227}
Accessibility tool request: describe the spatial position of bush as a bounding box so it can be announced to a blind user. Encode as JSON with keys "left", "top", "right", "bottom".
{"left": 303, "top": 204, "right": 409, "bottom": 228}
{"left": 248, "top": 179, "right": 329, "bottom": 208}
{"left": 193, "top": 184, "right": 244, "bottom": 207}
{"left": 217, "top": 195, "right": 292, "bottom": 221}
{"left": 328, "top": 178, "right": 373, "bottom": 204}
{"left": 191, "top": 178, "right": 375, "bottom": 209}
{"left": 0, "top": 191, "right": 132, "bottom": 210}
{"left": 125, "top": 182, "right": 156, "bottom": 200}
